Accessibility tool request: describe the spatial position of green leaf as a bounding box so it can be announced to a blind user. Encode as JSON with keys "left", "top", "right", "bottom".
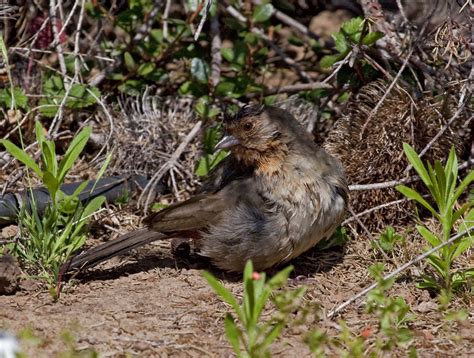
{"left": 332, "top": 32, "right": 349, "bottom": 54}
{"left": 38, "top": 100, "right": 59, "bottom": 118}
{"left": 341, "top": 17, "right": 364, "bottom": 43}
{"left": 137, "top": 62, "right": 156, "bottom": 76}
{"left": 0, "top": 139, "right": 42, "bottom": 177}
{"left": 402, "top": 143, "right": 432, "bottom": 188}
{"left": 215, "top": 80, "right": 236, "bottom": 97}
{"left": 451, "top": 234, "right": 473, "bottom": 260}
{"left": 0, "top": 87, "right": 28, "bottom": 110}
{"left": 320, "top": 54, "right": 343, "bottom": 69}
{"left": 57, "top": 126, "right": 91, "bottom": 184}
{"left": 316, "top": 226, "right": 348, "bottom": 250}
{"left": 42, "top": 140, "right": 58, "bottom": 177}
{"left": 267, "top": 265, "right": 293, "bottom": 290}
{"left": 450, "top": 170, "right": 474, "bottom": 209}
{"left": 260, "top": 323, "right": 284, "bottom": 350}
{"left": 416, "top": 276, "right": 440, "bottom": 290}
{"left": 426, "top": 255, "right": 447, "bottom": 278}
{"left": 66, "top": 84, "right": 100, "bottom": 109}
{"left": 396, "top": 185, "right": 438, "bottom": 218}
{"left": 195, "top": 151, "right": 227, "bottom": 177}
{"left": 96, "top": 151, "right": 113, "bottom": 183}
{"left": 81, "top": 195, "right": 106, "bottom": 219}
{"left": 221, "top": 47, "right": 234, "bottom": 63}
{"left": 202, "top": 271, "right": 243, "bottom": 320}
{"left": 417, "top": 225, "right": 441, "bottom": 247}
{"left": 252, "top": 3, "right": 274, "bottom": 23}
{"left": 224, "top": 314, "right": 242, "bottom": 356}
{"left": 190, "top": 57, "right": 209, "bottom": 83}
{"left": 362, "top": 31, "right": 384, "bottom": 45}
{"left": 124, "top": 52, "right": 136, "bottom": 71}
{"left": 71, "top": 180, "right": 89, "bottom": 198}
{"left": 43, "top": 171, "right": 60, "bottom": 200}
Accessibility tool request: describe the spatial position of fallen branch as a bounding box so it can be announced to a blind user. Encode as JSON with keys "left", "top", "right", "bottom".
{"left": 348, "top": 175, "right": 418, "bottom": 191}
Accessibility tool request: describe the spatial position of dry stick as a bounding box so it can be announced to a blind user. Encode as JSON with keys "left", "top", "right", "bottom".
{"left": 48, "top": 0, "right": 86, "bottom": 136}
{"left": 163, "top": 0, "right": 171, "bottom": 39}
{"left": 251, "top": 0, "right": 320, "bottom": 41}
{"left": 395, "top": 0, "right": 410, "bottom": 25}
{"left": 73, "top": 0, "right": 86, "bottom": 75}
{"left": 225, "top": 5, "right": 312, "bottom": 83}
{"left": 194, "top": 0, "right": 212, "bottom": 41}
{"left": 209, "top": 11, "right": 221, "bottom": 89}
{"left": 51, "top": 0, "right": 80, "bottom": 46}
{"left": 258, "top": 82, "right": 332, "bottom": 96}
{"left": 348, "top": 206, "right": 393, "bottom": 264}
{"left": 322, "top": 51, "right": 352, "bottom": 85}
{"left": 348, "top": 175, "right": 419, "bottom": 191}
{"left": 139, "top": 120, "right": 203, "bottom": 211}
{"left": 133, "top": 3, "right": 162, "bottom": 43}
{"left": 50, "top": 0, "right": 87, "bottom": 136}
{"left": 349, "top": 160, "right": 472, "bottom": 192}
{"left": 351, "top": 161, "right": 466, "bottom": 193}
{"left": 12, "top": 47, "right": 114, "bottom": 62}
{"left": 359, "top": 0, "right": 397, "bottom": 44}
{"left": 87, "top": 89, "right": 115, "bottom": 165}
{"left": 359, "top": 46, "right": 414, "bottom": 139}
{"left": 342, "top": 198, "right": 408, "bottom": 225}
{"left": 327, "top": 227, "right": 474, "bottom": 319}
{"left": 49, "top": 0, "right": 67, "bottom": 76}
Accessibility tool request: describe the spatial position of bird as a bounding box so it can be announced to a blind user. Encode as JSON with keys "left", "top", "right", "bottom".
{"left": 64, "top": 105, "right": 348, "bottom": 273}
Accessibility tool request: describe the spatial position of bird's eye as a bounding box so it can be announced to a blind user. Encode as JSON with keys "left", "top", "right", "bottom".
{"left": 243, "top": 122, "right": 253, "bottom": 131}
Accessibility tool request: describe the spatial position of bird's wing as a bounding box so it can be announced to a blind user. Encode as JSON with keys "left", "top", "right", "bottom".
{"left": 144, "top": 192, "right": 236, "bottom": 232}
{"left": 143, "top": 156, "right": 254, "bottom": 233}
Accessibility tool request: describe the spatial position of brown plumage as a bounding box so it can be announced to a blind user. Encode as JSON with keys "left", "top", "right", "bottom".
{"left": 64, "top": 105, "right": 348, "bottom": 273}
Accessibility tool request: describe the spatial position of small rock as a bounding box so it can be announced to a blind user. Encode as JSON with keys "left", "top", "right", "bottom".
{"left": 0, "top": 254, "right": 21, "bottom": 295}
{"left": 415, "top": 301, "right": 438, "bottom": 313}
{"left": 1, "top": 225, "right": 18, "bottom": 239}
{"left": 19, "top": 279, "right": 41, "bottom": 292}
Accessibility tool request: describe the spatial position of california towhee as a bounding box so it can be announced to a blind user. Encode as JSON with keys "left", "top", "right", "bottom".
{"left": 65, "top": 105, "right": 348, "bottom": 272}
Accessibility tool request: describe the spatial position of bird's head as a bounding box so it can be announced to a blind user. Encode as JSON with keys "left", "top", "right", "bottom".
{"left": 215, "top": 105, "right": 300, "bottom": 172}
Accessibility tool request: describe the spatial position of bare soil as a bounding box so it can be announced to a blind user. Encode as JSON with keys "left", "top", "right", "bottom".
{"left": 1, "top": 231, "right": 472, "bottom": 357}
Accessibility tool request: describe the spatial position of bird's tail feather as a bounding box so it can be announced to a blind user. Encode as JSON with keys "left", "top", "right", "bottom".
{"left": 63, "top": 229, "right": 167, "bottom": 272}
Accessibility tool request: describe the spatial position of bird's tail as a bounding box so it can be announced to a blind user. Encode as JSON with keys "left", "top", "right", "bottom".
{"left": 61, "top": 229, "right": 167, "bottom": 272}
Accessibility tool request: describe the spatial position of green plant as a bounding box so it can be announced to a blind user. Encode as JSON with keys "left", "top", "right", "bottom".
{"left": 39, "top": 75, "right": 100, "bottom": 118}
{"left": 15, "top": 327, "right": 99, "bottom": 358}
{"left": 203, "top": 261, "right": 305, "bottom": 357}
{"left": 372, "top": 226, "right": 405, "bottom": 253}
{"left": 365, "top": 263, "right": 416, "bottom": 352}
{"left": 316, "top": 226, "right": 349, "bottom": 250}
{"left": 195, "top": 124, "right": 228, "bottom": 177}
{"left": 305, "top": 263, "right": 416, "bottom": 357}
{"left": 397, "top": 143, "right": 474, "bottom": 294}
{"left": 320, "top": 17, "right": 384, "bottom": 69}
{"left": 0, "top": 122, "right": 109, "bottom": 292}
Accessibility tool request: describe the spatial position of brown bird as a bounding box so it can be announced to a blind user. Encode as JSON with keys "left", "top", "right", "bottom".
{"left": 65, "top": 105, "right": 348, "bottom": 272}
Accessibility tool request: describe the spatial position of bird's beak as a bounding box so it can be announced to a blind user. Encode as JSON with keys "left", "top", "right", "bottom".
{"left": 215, "top": 135, "right": 240, "bottom": 151}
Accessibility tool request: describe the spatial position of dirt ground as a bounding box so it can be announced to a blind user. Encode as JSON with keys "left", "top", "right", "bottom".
{"left": 1, "top": 230, "right": 473, "bottom": 357}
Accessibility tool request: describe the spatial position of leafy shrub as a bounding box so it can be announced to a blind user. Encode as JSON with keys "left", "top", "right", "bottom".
{"left": 397, "top": 143, "right": 474, "bottom": 295}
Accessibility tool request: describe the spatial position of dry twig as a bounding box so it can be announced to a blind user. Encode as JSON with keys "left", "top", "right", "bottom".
{"left": 327, "top": 227, "right": 474, "bottom": 318}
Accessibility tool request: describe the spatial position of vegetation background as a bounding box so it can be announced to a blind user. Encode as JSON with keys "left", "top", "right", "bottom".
{"left": 0, "top": 0, "right": 472, "bottom": 356}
